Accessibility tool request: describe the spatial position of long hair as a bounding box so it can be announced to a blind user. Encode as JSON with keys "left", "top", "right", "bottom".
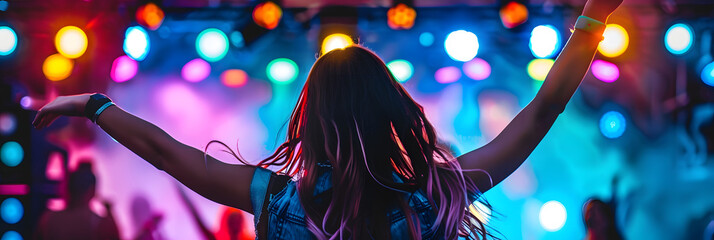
{"left": 212, "top": 46, "right": 491, "bottom": 239}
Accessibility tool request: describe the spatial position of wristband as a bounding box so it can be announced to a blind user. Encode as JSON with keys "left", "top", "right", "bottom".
{"left": 84, "top": 93, "right": 112, "bottom": 123}
{"left": 93, "top": 102, "right": 115, "bottom": 123}
{"left": 574, "top": 15, "right": 606, "bottom": 36}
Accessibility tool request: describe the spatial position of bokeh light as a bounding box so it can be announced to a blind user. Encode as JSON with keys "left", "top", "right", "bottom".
{"left": 0, "top": 113, "right": 17, "bottom": 136}
{"left": 0, "top": 26, "right": 17, "bottom": 56}
{"left": 181, "top": 58, "right": 211, "bottom": 83}
{"left": 267, "top": 58, "right": 298, "bottom": 84}
{"left": 322, "top": 33, "right": 353, "bottom": 54}
{"left": 444, "top": 30, "right": 479, "bottom": 62}
{"left": 419, "top": 32, "right": 434, "bottom": 47}
{"left": 600, "top": 111, "right": 626, "bottom": 139}
{"left": 123, "top": 26, "right": 150, "bottom": 61}
{"left": 499, "top": 1, "right": 528, "bottom": 29}
{"left": 253, "top": 1, "right": 282, "bottom": 30}
{"left": 435, "top": 66, "right": 461, "bottom": 84}
{"left": 598, "top": 24, "right": 629, "bottom": 58}
{"left": 1, "top": 141, "right": 23, "bottom": 167}
{"left": 1, "top": 198, "right": 23, "bottom": 224}
{"left": 463, "top": 58, "right": 491, "bottom": 80}
{"left": 387, "top": 59, "right": 414, "bottom": 83}
{"left": 20, "top": 96, "right": 32, "bottom": 109}
{"left": 701, "top": 62, "right": 714, "bottom": 87}
{"left": 42, "top": 53, "right": 74, "bottom": 81}
{"left": 136, "top": 3, "right": 165, "bottom": 30}
{"left": 387, "top": 3, "right": 416, "bottom": 30}
{"left": 221, "top": 69, "right": 248, "bottom": 88}
{"left": 539, "top": 200, "right": 566, "bottom": 232}
{"left": 46, "top": 152, "right": 65, "bottom": 181}
{"left": 527, "top": 58, "right": 555, "bottom": 81}
{"left": 0, "top": 231, "right": 22, "bottom": 240}
{"left": 230, "top": 31, "right": 245, "bottom": 48}
{"left": 111, "top": 55, "right": 138, "bottom": 83}
{"left": 529, "top": 25, "right": 561, "bottom": 58}
{"left": 665, "top": 23, "right": 694, "bottom": 55}
{"left": 196, "top": 28, "right": 229, "bottom": 62}
{"left": 55, "top": 26, "right": 87, "bottom": 59}
{"left": 591, "top": 59, "right": 619, "bottom": 83}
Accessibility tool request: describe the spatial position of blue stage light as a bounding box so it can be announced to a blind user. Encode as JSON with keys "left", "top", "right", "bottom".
{"left": 0, "top": 231, "right": 22, "bottom": 240}
{"left": 123, "top": 26, "right": 150, "bottom": 61}
{"left": 387, "top": 59, "right": 414, "bottom": 82}
{"left": 599, "top": 111, "right": 626, "bottom": 139}
{"left": 1, "top": 141, "right": 23, "bottom": 167}
{"left": 702, "top": 62, "right": 714, "bottom": 87}
{"left": 1, "top": 198, "right": 23, "bottom": 224}
{"left": 419, "top": 32, "right": 434, "bottom": 47}
{"left": 665, "top": 23, "right": 694, "bottom": 55}
{"left": 267, "top": 58, "right": 298, "bottom": 84}
{"left": 197, "top": 28, "right": 229, "bottom": 62}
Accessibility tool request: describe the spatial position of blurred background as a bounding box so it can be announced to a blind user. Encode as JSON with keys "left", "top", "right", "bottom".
{"left": 1, "top": 0, "right": 714, "bottom": 239}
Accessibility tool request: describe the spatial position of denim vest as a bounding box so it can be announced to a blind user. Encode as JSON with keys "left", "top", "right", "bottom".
{"left": 250, "top": 167, "right": 440, "bottom": 239}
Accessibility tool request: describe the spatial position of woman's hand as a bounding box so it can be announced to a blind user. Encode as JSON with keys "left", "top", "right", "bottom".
{"left": 32, "top": 94, "right": 92, "bottom": 129}
{"left": 583, "top": 0, "right": 624, "bottom": 22}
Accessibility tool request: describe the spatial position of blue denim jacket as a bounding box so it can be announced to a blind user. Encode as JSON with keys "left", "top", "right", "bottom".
{"left": 250, "top": 167, "right": 440, "bottom": 239}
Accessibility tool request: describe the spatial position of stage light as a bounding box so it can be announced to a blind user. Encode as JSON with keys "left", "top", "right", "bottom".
{"left": 701, "top": 62, "right": 714, "bottom": 87}
{"left": 1, "top": 198, "right": 23, "bottom": 224}
{"left": 0, "top": 26, "right": 17, "bottom": 56}
{"left": 267, "top": 58, "right": 298, "bottom": 84}
{"left": 419, "top": 32, "right": 434, "bottom": 47}
{"left": 499, "top": 2, "right": 528, "bottom": 29}
{"left": 110, "top": 55, "right": 138, "bottom": 83}
{"left": 19, "top": 96, "right": 32, "bottom": 109}
{"left": 221, "top": 69, "right": 248, "bottom": 88}
{"left": 591, "top": 60, "right": 619, "bottom": 83}
{"left": 181, "top": 58, "right": 211, "bottom": 83}
{"left": 530, "top": 25, "right": 561, "bottom": 58}
{"left": 435, "top": 66, "right": 461, "bottom": 84}
{"left": 136, "top": 3, "right": 165, "bottom": 30}
{"left": 55, "top": 26, "right": 87, "bottom": 59}
{"left": 600, "top": 111, "right": 626, "bottom": 139}
{"left": 230, "top": 31, "right": 245, "bottom": 48}
{"left": 444, "top": 30, "right": 479, "bottom": 62}
{"left": 539, "top": 200, "right": 566, "bottom": 232}
{"left": 42, "top": 53, "right": 74, "bottom": 81}
{"left": 253, "top": 1, "right": 282, "bottom": 30}
{"left": 665, "top": 23, "right": 693, "bottom": 55}
{"left": 322, "top": 33, "right": 353, "bottom": 54}
{"left": 1, "top": 141, "right": 23, "bottom": 167}
{"left": 45, "top": 152, "right": 65, "bottom": 181}
{"left": 527, "top": 58, "right": 554, "bottom": 81}
{"left": 387, "top": 3, "right": 416, "bottom": 30}
{"left": 124, "top": 26, "right": 150, "bottom": 61}
{"left": 386, "top": 59, "right": 414, "bottom": 83}
{"left": 0, "top": 113, "right": 16, "bottom": 136}
{"left": 197, "top": 28, "right": 229, "bottom": 62}
{"left": 0, "top": 231, "right": 22, "bottom": 240}
{"left": 598, "top": 24, "right": 629, "bottom": 58}
{"left": 463, "top": 58, "right": 491, "bottom": 80}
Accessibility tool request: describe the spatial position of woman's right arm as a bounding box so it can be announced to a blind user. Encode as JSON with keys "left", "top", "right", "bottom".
{"left": 33, "top": 94, "right": 257, "bottom": 213}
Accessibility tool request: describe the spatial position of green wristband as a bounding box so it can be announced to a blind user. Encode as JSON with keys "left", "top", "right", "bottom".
{"left": 574, "top": 15, "right": 606, "bottom": 35}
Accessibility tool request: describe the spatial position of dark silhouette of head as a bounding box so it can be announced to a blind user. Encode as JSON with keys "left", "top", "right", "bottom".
{"left": 583, "top": 198, "right": 622, "bottom": 240}
{"left": 67, "top": 161, "right": 96, "bottom": 205}
{"left": 252, "top": 46, "right": 487, "bottom": 239}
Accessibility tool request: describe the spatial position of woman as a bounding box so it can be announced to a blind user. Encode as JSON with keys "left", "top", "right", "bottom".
{"left": 33, "top": 0, "right": 623, "bottom": 238}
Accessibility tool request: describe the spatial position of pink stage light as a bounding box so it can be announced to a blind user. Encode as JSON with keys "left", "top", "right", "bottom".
{"left": 435, "top": 66, "right": 462, "bottom": 84}
{"left": 46, "top": 198, "right": 66, "bottom": 211}
{"left": 182, "top": 58, "right": 211, "bottom": 83}
{"left": 111, "top": 55, "right": 139, "bottom": 83}
{"left": 46, "top": 152, "right": 65, "bottom": 181}
{"left": 0, "top": 184, "right": 29, "bottom": 195}
{"left": 463, "top": 58, "right": 491, "bottom": 80}
{"left": 591, "top": 59, "right": 619, "bottom": 83}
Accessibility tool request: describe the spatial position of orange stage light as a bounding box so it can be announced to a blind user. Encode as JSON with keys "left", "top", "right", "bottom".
{"left": 387, "top": 3, "right": 416, "bottom": 30}
{"left": 499, "top": 2, "right": 528, "bottom": 29}
{"left": 253, "top": 1, "right": 282, "bottom": 30}
{"left": 136, "top": 3, "right": 165, "bottom": 30}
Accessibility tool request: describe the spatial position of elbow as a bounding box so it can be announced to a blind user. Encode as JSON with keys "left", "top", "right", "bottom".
{"left": 532, "top": 98, "right": 566, "bottom": 123}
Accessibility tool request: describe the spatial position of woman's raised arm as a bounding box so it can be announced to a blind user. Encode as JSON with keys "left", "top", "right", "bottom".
{"left": 33, "top": 94, "right": 257, "bottom": 213}
{"left": 457, "top": 0, "right": 624, "bottom": 192}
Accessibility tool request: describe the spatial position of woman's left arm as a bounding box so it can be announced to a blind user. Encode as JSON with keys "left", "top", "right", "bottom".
{"left": 457, "top": 0, "right": 623, "bottom": 192}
